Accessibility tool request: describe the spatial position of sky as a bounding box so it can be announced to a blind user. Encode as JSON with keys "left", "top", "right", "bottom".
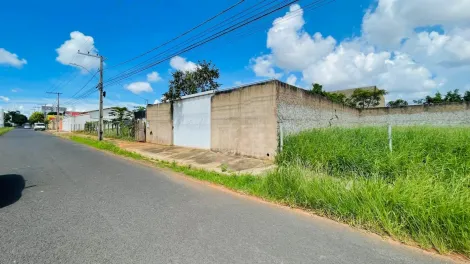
{"left": 1, "top": 0, "right": 470, "bottom": 116}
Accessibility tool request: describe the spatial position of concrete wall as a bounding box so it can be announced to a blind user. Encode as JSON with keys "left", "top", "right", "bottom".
{"left": 211, "top": 81, "right": 278, "bottom": 159}
{"left": 359, "top": 103, "right": 470, "bottom": 126}
{"left": 146, "top": 102, "right": 173, "bottom": 145}
{"left": 276, "top": 82, "right": 361, "bottom": 135}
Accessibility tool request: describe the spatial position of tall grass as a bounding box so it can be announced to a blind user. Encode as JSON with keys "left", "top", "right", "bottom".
{"left": 277, "top": 126, "right": 470, "bottom": 182}
{"left": 273, "top": 126, "right": 470, "bottom": 255}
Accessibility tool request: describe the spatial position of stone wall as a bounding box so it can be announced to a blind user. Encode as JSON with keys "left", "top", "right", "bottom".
{"left": 146, "top": 103, "right": 173, "bottom": 145}
{"left": 276, "top": 82, "right": 361, "bottom": 135}
{"left": 211, "top": 81, "right": 278, "bottom": 159}
{"left": 359, "top": 103, "right": 470, "bottom": 126}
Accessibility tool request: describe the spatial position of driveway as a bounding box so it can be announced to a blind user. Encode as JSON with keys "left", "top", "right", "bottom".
{"left": 0, "top": 129, "right": 455, "bottom": 263}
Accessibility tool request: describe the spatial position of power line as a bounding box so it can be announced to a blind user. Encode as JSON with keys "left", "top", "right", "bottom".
{"left": 104, "top": 0, "right": 299, "bottom": 87}
{"left": 234, "top": 0, "right": 335, "bottom": 39}
{"left": 106, "top": 0, "right": 246, "bottom": 69}
{"left": 104, "top": 0, "right": 276, "bottom": 83}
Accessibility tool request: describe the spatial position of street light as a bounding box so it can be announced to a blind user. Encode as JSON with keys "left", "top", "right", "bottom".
{"left": 69, "top": 63, "right": 99, "bottom": 79}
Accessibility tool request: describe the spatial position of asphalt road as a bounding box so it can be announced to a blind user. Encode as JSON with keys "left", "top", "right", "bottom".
{"left": 0, "top": 129, "right": 455, "bottom": 264}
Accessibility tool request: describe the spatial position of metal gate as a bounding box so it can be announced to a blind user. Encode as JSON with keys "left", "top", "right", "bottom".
{"left": 135, "top": 120, "right": 146, "bottom": 142}
{"left": 173, "top": 91, "right": 213, "bottom": 149}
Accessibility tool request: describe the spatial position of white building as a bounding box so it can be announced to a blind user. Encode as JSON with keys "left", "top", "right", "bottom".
{"left": 61, "top": 108, "right": 131, "bottom": 132}
{"left": 0, "top": 108, "right": 4, "bottom": 128}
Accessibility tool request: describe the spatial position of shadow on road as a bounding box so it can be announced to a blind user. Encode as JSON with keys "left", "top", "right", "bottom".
{"left": 0, "top": 174, "right": 25, "bottom": 208}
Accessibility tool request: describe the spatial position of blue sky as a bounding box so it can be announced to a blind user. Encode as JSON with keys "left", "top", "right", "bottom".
{"left": 1, "top": 0, "right": 470, "bottom": 115}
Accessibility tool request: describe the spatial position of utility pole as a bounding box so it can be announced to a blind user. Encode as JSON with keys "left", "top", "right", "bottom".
{"left": 46, "top": 92, "right": 62, "bottom": 131}
{"left": 78, "top": 50, "right": 105, "bottom": 140}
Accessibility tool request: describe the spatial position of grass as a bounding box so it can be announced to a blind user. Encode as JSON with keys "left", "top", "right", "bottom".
{"left": 275, "top": 127, "right": 470, "bottom": 256}
{"left": 0, "top": 127, "right": 14, "bottom": 136}
{"left": 67, "top": 127, "right": 470, "bottom": 257}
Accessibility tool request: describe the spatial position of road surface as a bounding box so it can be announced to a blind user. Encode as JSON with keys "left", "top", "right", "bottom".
{"left": 0, "top": 129, "right": 454, "bottom": 263}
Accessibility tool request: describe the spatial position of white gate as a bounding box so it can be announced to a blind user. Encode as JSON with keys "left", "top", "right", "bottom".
{"left": 173, "top": 91, "right": 213, "bottom": 149}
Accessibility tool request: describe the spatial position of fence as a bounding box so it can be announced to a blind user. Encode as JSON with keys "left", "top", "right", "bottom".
{"left": 83, "top": 120, "right": 146, "bottom": 141}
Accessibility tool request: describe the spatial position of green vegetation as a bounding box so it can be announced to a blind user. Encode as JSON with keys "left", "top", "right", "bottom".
{"left": 0, "top": 127, "right": 14, "bottom": 136}
{"left": 164, "top": 60, "right": 220, "bottom": 101}
{"left": 310, "top": 83, "right": 388, "bottom": 108}
{"left": 83, "top": 120, "right": 136, "bottom": 141}
{"left": 67, "top": 127, "right": 470, "bottom": 257}
{"left": 387, "top": 99, "right": 408, "bottom": 107}
{"left": 4, "top": 111, "right": 28, "bottom": 126}
{"left": 29, "top": 111, "right": 45, "bottom": 124}
{"left": 276, "top": 127, "right": 470, "bottom": 255}
{"left": 414, "top": 89, "right": 470, "bottom": 105}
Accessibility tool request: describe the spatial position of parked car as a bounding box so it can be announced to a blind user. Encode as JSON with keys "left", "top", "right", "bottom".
{"left": 34, "top": 123, "right": 46, "bottom": 131}
{"left": 24, "top": 124, "right": 31, "bottom": 129}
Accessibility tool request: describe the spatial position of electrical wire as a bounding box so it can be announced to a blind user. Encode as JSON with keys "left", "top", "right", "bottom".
{"left": 104, "top": 0, "right": 299, "bottom": 87}
{"left": 105, "top": 0, "right": 246, "bottom": 69}
{"left": 104, "top": 0, "right": 278, "bottom": 83}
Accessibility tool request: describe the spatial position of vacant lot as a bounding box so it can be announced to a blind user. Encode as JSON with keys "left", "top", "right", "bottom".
{"left": 271, "top": 126, "right": 470, "bottom": 256}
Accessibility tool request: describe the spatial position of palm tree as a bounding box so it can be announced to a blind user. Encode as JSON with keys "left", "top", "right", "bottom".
{"left": 109, "top": 107, "right": 132, "bottom": 123}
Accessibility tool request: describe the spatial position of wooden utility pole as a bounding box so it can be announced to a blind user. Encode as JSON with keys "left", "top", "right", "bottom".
{"left": 77, "top": 50, "right": 105, "bottom": 141}
{"left": 46, "top": 92, "right": 62, "bottom": 131}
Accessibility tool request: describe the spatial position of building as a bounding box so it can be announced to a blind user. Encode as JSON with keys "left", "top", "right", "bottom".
{"left": 330, "top": 86, "right": 386, "bottom": 107}
{"left": 146, "top": 80, "right": 470, "bottom": 159}
{"left": 0, "top": 108, "right": 4, "bottom": 128}
{"left": 41, "top": 105, "right": 67, "bottom": 115}
{"left": 61, "top": 108, "right": 131, "bottom": 132}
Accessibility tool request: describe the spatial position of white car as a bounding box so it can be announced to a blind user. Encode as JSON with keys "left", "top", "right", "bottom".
{"left": 34, "top": 123, "right": 46, "bottom": 131}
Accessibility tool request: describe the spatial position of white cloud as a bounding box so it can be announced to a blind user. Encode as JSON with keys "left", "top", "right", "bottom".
{"left": 250, "top": 55, "right": 282, "bottom": 78}
{"left": 56, "top": 31, "right": 100, "bottom": 71}
{"left": 362, "top": 0, "right": 470, "bottom": 48}
{"left": 286, "top": 74, "right": 297, "bottom": 86}
{"left": 403, "top": 29, "right": 470, "bottom": 68}
{"left": 153, "top": 99, "right": 160, "bottom": 104}
{"left": 0, "top": 48, "right": 27, "bottom": 68}
{"left": 170, "top": 56, "right": 197, "bottom": 72}
{"left": 267, "top": 5, "right": 336, "bottom": 71}
{"left": 147, "top": 71, "right": 162, "bottom": 82}
{"left": 125, "top": 82, "right": 153, "bottom": 94}
{"left": 0, "top": 96, "right": 10, "bottom": 102}
{"left": 11, "top": 89, "right": 20, "bottom": 93}
{"left": 234, "top": 81, "right": 243, "bottom": 86}
{"left": 249, "top": 2, "right": 470, "bottom": 101}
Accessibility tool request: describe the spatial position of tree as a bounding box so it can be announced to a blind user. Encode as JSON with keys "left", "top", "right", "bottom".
{"left": 134, "top": 106, "right": 145, "bottom": 112}
{"left": 425, "top": 91, "right": 443, "bottom": 104}
{"left": 4, "top": 112, "right": 11, "bottom": 126}
{"left": 310, "top": 83, "right": 347, "bottom": 104}
{"left": 9, "top": 111, "right": 28, "bottom": 126}
{"left": 163, "top": 60, "right": 220, "bottom": 101}
{"left": 311, "top": 83, "right": 324, "bottom": 95}
{"left": 387, "top": 99, "right": 408, "bottom": 107}
{"left": 109, "top": 107, "right": 132, "bottom": 124}
{"left": 29, "top": 111, "right": 45, "bottom": 124}
{"left": 444, "top": 89, "right": 463, "bottom": 103}
{"left": 464, "top": 91, "right": 470, "bottom": 102}
{"left": 348, "top": 88, "right": 387, "bottom": 109}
